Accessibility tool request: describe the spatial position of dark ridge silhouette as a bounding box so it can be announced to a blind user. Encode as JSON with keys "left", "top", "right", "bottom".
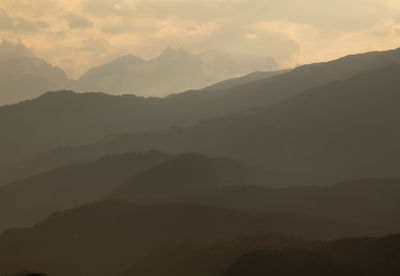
{"left": 0, "top": 151, "right": 170, "bottom": 233}
{"left": 2, "top": 47, "right": 400, "bottom": 173}
{"left": 223, "top": 234, "right": 400, "bottom": 276}
{"left": 203, "top": 70, "right": 289, "bottom": 91}
{"left": 10, "top": 272, "right": 46, "bottom": 276}
{"left": 0, "top": 91, "right": 162, "bottom": 169}
{"left": 25, "top": 63, "right": 400, "bottom": 185}
{"left": 106, "top": 152, "right": 293, "bottom": 202}
{"left": 118, "top": 233, "right": 400, "bottom": 276}
{"left": 119, "top": 234, "right": 308, "bottom": 276}
{"left": 107, "top": 175, "right": 400, "bottom": 235}
{"left": 0, "top": 201, "right": 362, "bottom": 276}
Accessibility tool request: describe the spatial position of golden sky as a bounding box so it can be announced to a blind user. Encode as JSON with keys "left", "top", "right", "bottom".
{"left": 1, "top": 0, "right": 400, "bottom": 78}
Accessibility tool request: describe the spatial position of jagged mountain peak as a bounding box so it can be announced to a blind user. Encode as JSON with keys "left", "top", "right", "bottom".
{"left": 110, "top": 54, "right": 145, "bottom": 65}
{"left": 157, "top": 46, "right": 194, "bottom": 59}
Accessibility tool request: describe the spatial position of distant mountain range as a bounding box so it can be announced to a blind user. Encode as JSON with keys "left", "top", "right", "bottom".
{"left": 0, "top": 47, "right": 279, "bottom": 106}
{"left": 2, "top": 46, "right": 400, "bottom": 276}
{"left": 0, "top": 149, "right": 399, "bottom": 276}
{"left": 77, "top": 47, "right": 279, "bottom": 97}
{"left": 107, "top": 167, "right": 400, "bottom": 235}
{"left": 0, "top": 56, "right": 73, "bottom": 105}
{"left": 1, "top": 150, "right": 398, "bottom": 235}
{"left": 106, "top": 153, "right": 291, "bottom": 202}
{"left": 2, "top": 47, "right": 400, "bottom": 179}
{"left": 3, "top": 61, "right": 400, "bottom": 185}
{"left": 0, "top": 151, "right": 170, "bottom": 232}
{"left": 0, "top": 151, "right": 291, "bottom": 233}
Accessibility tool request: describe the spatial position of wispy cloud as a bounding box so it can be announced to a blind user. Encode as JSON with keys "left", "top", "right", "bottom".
{"left": 0, "top": 0, "right": 399, "bottom": 78}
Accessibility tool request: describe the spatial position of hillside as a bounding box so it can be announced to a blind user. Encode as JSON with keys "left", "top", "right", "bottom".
{"left": 204, "top": 70, "right": 290, "bottom": 91}
{"left": 223, "top": 234, "right": 400, "bottom": 276}
{"left": 2, "top": 4, "right": 400, "bottom": 276}
{"left": 2, "top": 48, "right": 400, "bottom": 173}
{"left": 33, "top": 63, "right": 400, "bottom": 184}
{"left": 119, "top": 234, "right": 400, "bottom": 276}
{"left": 107, "top": 175, "right": 400, "bottom": 235}
{"left": 107, "top": 153, "right": 292, "bottom": 202}
{"left": 0, "top": 202, "right": 362, "bottom": 276}
{"left": 0, "top": 151, "right": 170, "bottom": 232}
{"left": 119, "top": 234, "right": 307, "bottom": 276}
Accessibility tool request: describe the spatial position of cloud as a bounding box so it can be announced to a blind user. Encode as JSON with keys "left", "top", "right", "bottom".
{"left": 82, "top": 0, "right": 132, "bottom": 17}
{"left": 2, "top": 0, "right": 60, "bottom": 17}
{"left": 78, "top": 38, "right": 110, "bottom": 53}
{"left": 1, "top": 0, "right": 400, "bottom": 78}
{"left": 0, "top": 9, "right": 49, "bottom": 33}
{"left": 100, "top": 16, "right": 159, "bottom": 35}
{"left": 64, "top": 13, "right": 93, "bottom": 29}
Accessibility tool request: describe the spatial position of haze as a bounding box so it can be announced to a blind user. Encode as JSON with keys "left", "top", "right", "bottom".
{"left": 2, "top": 1, "right": 400, "bottom": 276}
{"left": 1, "top": 0, "right": 400, "bottom": 78}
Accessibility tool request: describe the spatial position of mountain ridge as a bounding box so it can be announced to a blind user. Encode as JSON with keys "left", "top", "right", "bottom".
{"left": 0, "top": 201, "right": 364, "bottom": 276}
{"left": 0, "top": 150, "right": 170, "bottom": 232}
{"left": 2, "top": 48, "right": 400, "bottom": 181}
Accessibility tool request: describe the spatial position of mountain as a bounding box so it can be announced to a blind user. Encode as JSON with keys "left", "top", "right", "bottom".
{"left": 76, "top": 47, "right": 279, "bottom": 97}
{"left": 204, "top": 70, "right": 289, "bottom": 91}
{"left": 107, "top": 173, "right": 400, "bottom": 235}
{"left": 3, "top": 48, "right": 400, "bottom": 176}
{"left": 171, "top": 63, "right": 400, "bottom": 183}
{"left": 163, "top": 47, "right": 400, "bottom": 121}
{"left": 223, "top": 234, "right": 400, "bottom": 276}
{"left": 0, "top": 47, "right": 278, "bottom": 106}
{"left": 0, "top": 201, "right": 362, "bottom": 276}
{"left": 0, "top": 56, "right": 72, "bottom": 105}
{"left": 198, "top": 49, "right": 279, "bottom": 85}
{"left": 119, "top": 234, "right": 307, "bottom": 276}
{"left": 33, "top": 63, "right": 400, "bottom": 184}
{"left": 0, "top": 151, "right": 170, "bottom": 233}
{"left": 106, "top": 153, "right": 292, "bottom": 203}
{"left": 76, "top": 54, "right": 146, "bottom": 93}
{"left": 0, "top": 91, "right": 162, "bottom": 168}
{"left": 120, "top": 233, "right": 400, "bottom": 276}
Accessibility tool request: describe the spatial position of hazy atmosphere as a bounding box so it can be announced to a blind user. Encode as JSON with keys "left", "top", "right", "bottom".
{"left": 1, "top": 1, "right": 400, "bottom": 276}
{"left": 1, "top": 0, "right": 400, "bottom": 77}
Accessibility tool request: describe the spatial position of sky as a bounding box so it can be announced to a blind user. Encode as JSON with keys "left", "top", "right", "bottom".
{"left": 1, "top": 0, "right": 400, "bottom": 78}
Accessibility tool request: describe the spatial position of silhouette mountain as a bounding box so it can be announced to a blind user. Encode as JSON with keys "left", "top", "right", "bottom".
{"left": 29, "top": 63, "right": 400, "bottom": 184}
{"left": 76, "top": 47, "right": 279, "bottom": 97}
{"left": 0, "top": 151, "right": 170, "bottom": 232}
{"left": 107, "top": 173, "right": 400, "bottom": 235}
{"left": 0, "top": 91, "right": 162, "bottom": 168}
{"left": 2, "top": 48, "right": 400, "bottom": 178}
{"left": 119, "top": 234, "right": 307, "bottom": 276}
{"left": 204, "top": 69, "right": 289, "bottom": 91}
{"left": 0, "top": 201, "right": 362, "bottom": 276}
{"left": 223, "top": 234, "right": 400, "bottom": 276}
{"left": 106, "top": 153, "right": 292, "bottom": 202}
{"left": 119, "top": 233, "right": 400, "bottom": 276}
